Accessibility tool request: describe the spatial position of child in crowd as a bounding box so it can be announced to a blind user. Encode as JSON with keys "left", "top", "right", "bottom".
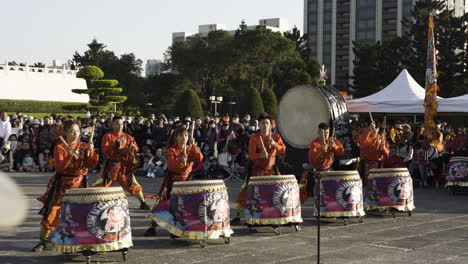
{"left": 22, "top": 151, "right": 39, "bottom": 172}
{"left": 38, "top": 148, "right": 54, "bottom": 172}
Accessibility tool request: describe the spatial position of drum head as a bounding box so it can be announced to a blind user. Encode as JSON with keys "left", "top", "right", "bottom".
{"left": 278, "top": 85, "right": 330, "bottom": 149}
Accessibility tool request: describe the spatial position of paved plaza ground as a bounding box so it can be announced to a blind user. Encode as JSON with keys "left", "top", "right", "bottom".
{"left": 1, "top": 172, "right": 468, "bottom": 264}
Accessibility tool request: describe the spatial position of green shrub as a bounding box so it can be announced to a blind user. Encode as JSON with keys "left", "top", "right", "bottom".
{"left": 76, "top": 65, "right": 104, "bottom": 80}
{"left": 261, "top": 88, "right": 278, "bottom": 120}
{"left": 240, "top": 88, "right": 264, "bottom": 119}
{"left": 174, "top": 89, "right": 204, "bottom": 118}
{"left": 91, "top": 79, "right": 119, "bottom": 88}
{"left": 0, "top": 99, "right": 85, "bottom": 113}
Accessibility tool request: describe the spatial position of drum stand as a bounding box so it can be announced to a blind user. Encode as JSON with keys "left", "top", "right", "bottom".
{"left": 70, "top": 248, "right": 128, "bottom": 264}
{"left": 303, "top": 164, "right": 321, "bottom": 264}
{"left": 223, "top": 154, "right": 243, "bottom": 182}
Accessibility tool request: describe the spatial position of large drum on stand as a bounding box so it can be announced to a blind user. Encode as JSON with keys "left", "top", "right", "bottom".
{"left": 364, "top": 168, "right": 415, "bottom": 216}
{"left": 149, "top": 180, "right": 233, "bottom": 248}
{"left": 445, "top": 156, "right": 468, "bottom": 191}
{"left": 315, "top": 171, "right": 365, "bottom": 224}
{"left": 49, "top": 187, "right": 132, "bottom": 263}
{"left": 242, "top": 175, "right": 302, "bottom": 235}
{"left": 277, "top": 85, "right": 355, "bottom": 177}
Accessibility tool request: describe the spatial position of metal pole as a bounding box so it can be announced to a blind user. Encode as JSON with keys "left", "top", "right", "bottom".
{"left": 214, "top": 102, "right": 217, "bottom": 116}
{"left": 316, "top": 173, "right": 321, "bottom": 264}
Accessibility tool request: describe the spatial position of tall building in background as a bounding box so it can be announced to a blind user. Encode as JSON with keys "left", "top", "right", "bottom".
{"left": 172, "top": 18, "right": 290, "bottom": 44}
{"left": 145, "top": 59, "right": 163, "bottom": 76}
{"left": 304, "top": 0, "right": 467, "bottom": 89}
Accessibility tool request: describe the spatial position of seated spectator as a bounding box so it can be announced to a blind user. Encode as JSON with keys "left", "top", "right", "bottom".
{"left": 383, "top": 146, "right": 406, "bottom": 168}
{"left": 207, "top": 156, "right": 228, "bottom": 179}
{"left": 217, "top": 146, "right": 232, "bottom": 169}
{"left": 0, "top": 139, "right": 11, "bottom": 171}
{"left": 21, "top": 151, "right": 39, "bottom": 172}
{"left": 38, "top": 148, "right": 54, "bottom": 172}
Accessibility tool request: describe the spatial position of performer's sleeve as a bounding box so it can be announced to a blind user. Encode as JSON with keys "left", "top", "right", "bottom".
{"left": 188, "top": 145, "right": 203, "bottom": 163}
{"left": 382, "top": 139, "right": 390, "bottom": 158}
{"left": 248, "top": 135, "right": 262, "bottom": 160}
{"left": 359, "top": 129, "right": 372, "bottom": 145}
{"left": 274, "top": 134, "right": 286, "bottom": 156}
{"left": 332, "top": 138, "right": 345, "bottom": 156}
{"left": 85, "top": 144, "right": 99, "bottom": 168}
{"left": 129, "top": 135, "right": 140, "bottom": 153}
{"left": 308, "top": 141, "right": 318, "bottom": 164}
{"left": 167, "top": 148, "right": 185, "bottom": 170}
{"left": 101, "top": 134, "right": 113, "bottom": 157}
{"left": 54, "top": 144, "right": 73, "bottom": 172}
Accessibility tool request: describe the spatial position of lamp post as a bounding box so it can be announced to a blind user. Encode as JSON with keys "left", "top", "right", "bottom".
{"left": 209, "top": 96, "right": 223, "bottom": 116}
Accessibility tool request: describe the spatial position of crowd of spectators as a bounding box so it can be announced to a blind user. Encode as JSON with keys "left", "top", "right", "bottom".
{"left": 352, "top": 120, "right": 468, "bottom": 187}
{"left": 0, "top": 111, "right": 466, "bottom": 188}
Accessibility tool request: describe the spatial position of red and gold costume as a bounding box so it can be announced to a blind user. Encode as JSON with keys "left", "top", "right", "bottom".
{"left": 157, "top": 145, "right": 203, "bottom": 200}
{"left": 300, "top": 137, "right": 344, "bottom": 203}
{"left": 236, "top": 132, "right": 286, "bottom": 215}
{"left": 37, "top": 141, "right": 98, "bottom": 243}
{"left": 358, "top": 128, "right": 390, "bottom": 182}
{"left": 94, "top": 131, "right": 143, "bottom": 199}
{"left": 247, "top": 132, "right": 286, "bottom": 176}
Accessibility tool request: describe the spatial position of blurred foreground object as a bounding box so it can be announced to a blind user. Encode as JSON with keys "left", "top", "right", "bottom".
{"left": 0, "top": 171, "right": 27, "bottom": 227}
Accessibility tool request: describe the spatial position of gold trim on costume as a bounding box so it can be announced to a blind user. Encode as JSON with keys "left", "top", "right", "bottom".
{"left": 51, "top": 236, "right": 133, "bottom": 253}
{"left": 171, "top": 180, "right": 227, "bottom": 195}
{"left": 148, "top": 214, "right": 233, "bottom": 240}
{"left": 63, "top": 187, "right": 127, "bottom": 204}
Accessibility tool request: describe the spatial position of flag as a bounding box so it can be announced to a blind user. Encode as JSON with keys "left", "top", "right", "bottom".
{"left": 423, "top": 12, "right": 439, "bottom": 144}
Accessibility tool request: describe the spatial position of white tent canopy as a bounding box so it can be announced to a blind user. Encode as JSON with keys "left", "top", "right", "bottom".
{"left": 438, "top": 94, "right": 468, "bottom": 113}
{"left": 347, "top": 69, "right": 430, "bottom": 113}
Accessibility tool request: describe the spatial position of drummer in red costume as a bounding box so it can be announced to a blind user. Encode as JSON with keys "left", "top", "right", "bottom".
{"left": 144, "top": 127, "right": 203, "bottom": 236}
{"left": 231, "top": 113, "right": 286, "bottom": 224}
{"left": 94, "top": 116, "right": 150, "bottom": 210}
{"left": 33, "top": 120, "right": 99, "bottom": 252}
{"left": 300, "top": 123, "right": 344, "bottom": 202}
{"left": 359, "top": 120, "right": 390, "bottom": 183}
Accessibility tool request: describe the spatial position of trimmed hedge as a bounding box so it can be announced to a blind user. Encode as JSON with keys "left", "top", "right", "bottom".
{"left": 92, "top": 79, "right": 119, "bottom": 88}
{"left": 0, "top": 99, "right": 85, "bottom": 113}
{"left": 262, "top": 88, "right": 278, "bottom": 120}
{"left": 76, "top": 66, "right": 104, "bottom": 80}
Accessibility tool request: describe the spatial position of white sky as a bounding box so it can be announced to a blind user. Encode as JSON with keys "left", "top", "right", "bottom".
{"left": 0, "top": 0, "right": 303, "bottom": 67}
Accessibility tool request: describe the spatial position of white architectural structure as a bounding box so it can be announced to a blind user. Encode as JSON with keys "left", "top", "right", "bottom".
{"left": 145, "top": 59, "right": 163, "bottom": 76}
{"left": 0, "top": 62, "right": 88, "bottom": 103}
{"left": 172, "top": 18, "right": 290, "bottom": 43}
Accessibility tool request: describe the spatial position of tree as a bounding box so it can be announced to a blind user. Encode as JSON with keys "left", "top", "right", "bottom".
{"left": 284, "top": 26, "right": 311, "bottom": 62}
{"left": 31, "top": 62, "right": 45, "bottom": 68}
{"left": 261, "top": 88, "right": 278, "bottom": 120}
{"left": 174, "top": 89, "right": 204, "bottom": 118}
{"left": 73, "top": 39, "right": 143, "bottom": 106}
{"left": 351, "top": 42, "right": 382, "bottom": 97}
{"left": 68, "top": 65, "right": 127, "bottom": 113}
{"left": 240, "top": 88, "right": 264, "bottom": 119}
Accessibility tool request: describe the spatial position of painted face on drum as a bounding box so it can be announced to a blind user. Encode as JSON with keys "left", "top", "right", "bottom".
{"left": 259, "top": 119, "right": 271, "bottom": 135}
{"left": 65, "top": 124, "right": 80, "bottom": 143}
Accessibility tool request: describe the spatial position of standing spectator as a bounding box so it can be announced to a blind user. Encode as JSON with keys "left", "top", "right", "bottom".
{"left": 38, "top": 116, "right": 53, "bottom": 152}
{"left": 454, "top": 128, "right": 467, "bottom": 155}
{"left": 202, "top": 120, "right": 217, "bottom": 155}
{"left": 0, "top": 112, "right": 12, "bottom": 141}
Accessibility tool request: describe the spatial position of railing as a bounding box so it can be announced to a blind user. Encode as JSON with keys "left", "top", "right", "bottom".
{"left": 0, "top": 64, "right": 79, "bottom": 75}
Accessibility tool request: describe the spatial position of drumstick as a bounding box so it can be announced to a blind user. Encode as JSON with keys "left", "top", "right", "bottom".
{"left": 369, "top": 112, "right": 374, "bottom": 124}
{"left": 259, "top": 135, "right": 268, "bottom": 159}
{"left": 59, "top": 136, "right": 79, "bottom": 159}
